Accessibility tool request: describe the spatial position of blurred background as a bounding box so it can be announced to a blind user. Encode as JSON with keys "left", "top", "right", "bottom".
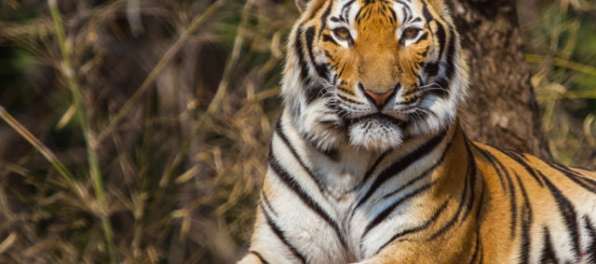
{"left": 0, "top": 0, "right": 594, "bottom": 263}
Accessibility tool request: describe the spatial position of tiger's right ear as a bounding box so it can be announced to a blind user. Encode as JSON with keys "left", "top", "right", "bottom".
{"left": 295, "top": 0, "right": 311, "bottom": 13}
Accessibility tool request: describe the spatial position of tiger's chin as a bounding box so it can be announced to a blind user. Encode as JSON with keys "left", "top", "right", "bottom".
{"left": 347, "top": 115, "right": 406, "bottom": 152}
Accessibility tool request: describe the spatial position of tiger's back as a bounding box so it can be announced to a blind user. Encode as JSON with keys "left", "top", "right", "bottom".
{"left": 238, "top": 0, "right": 596, "bottom": 263}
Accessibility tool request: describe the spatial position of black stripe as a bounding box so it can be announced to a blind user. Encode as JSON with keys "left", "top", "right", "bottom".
{"left": 421, "top": 1, "right": 433, "bottom": 22}
{"left": 262, "top": 205, "right": 306, "bottom": 263}
{"left": 424, "top": 24, "right": 454, "bottom": 97}
{"left": 337, "top": 63, "right": 347, "bottom": 79}
{"left": 322, "top": 34, "right": 339, "bottom": 45}
{"left": 348, "top": 151, "right": 391, "bottom": 241}
{"left": 249, "top": 251, "right": 270, "bottom": 264}
{"left": 538, "top": 171, "right": 582, "bottom": 258}
{"left": 430, "top": 77, "right": 450, "bottom": 98}
{"left": 355, "top": 151, "right": 390, "bottom": 190}
{"left": 479, "top": 148, "right": 518, "bottom": 238}
{"left": 460, "top": 138, "right": 478, "bottom": 222}
{"left": 468, "top": 183, "right": 486, "bottom": 264}
{"left": 501, "top": 150, "right": 544, "bottom": 186}
{"left": 340, "top": 0, "right": 356, "bottom": 22}
{"left": 381, "top": 135, "right": 453, "bottom": 200}
{"left": 504, "top": 167, "right": 518, "bottom": 239}
{"left": 355, "top": 5, "right": 366, "bottom": 24}
{"left": 320, "top": 147, "right": 340, "bottom": 161}
{"left": 462, "top": 138, "right": 477, "bottom": 221}
{"left": 423, "top": 62, "right": 439, "bottom": 78}
{"left": 428, "top": 137, "right": 476, "bottom": 240}
{"left": 434, "top": 22, "right": 446, "bottom": 60}
{"left": 369, "top": 132, "right": 453, "bottom": 240}
{"left": 539, "top": 228, "right": 559, "bottom": 263}
{"left": 305, "top": 83, "right": 327, "bottom": 104}
{"left": 419, "top": 46, "right": 430, "bottom": 58}
{"left": 474, "top": 146, "right": 507, "bottom": 192}
{"left": 515, "top": 173, "right": 533, "bottom": 264}
{"left": 268, "top": 153, "right": 348, "bottom": 249}
{"left": 583, "top": 216, "right": 596, "bottom": 263}
{"left": 398, "top": 1, "right": 412, "bottom": 22}
{"left": 294, "top": 26, "right": 325, "bottom": 105}
{"left": 401, "top": 6, "right": 409, "bottom": 24}
{"left": 275, "top": 120, "right": 327, "bottom": 194}
{"left": 388, "top": 7, "right": 397, "bottom": 25}
{"left": 294, "top": 26, "right": 309, "bottom": 85}
{"left": 261, "top": 191, "right": 277, "bottom": 216}
{"left": 337, "top": 85, "right": 355, "bottom": 96}
{"left": 443, "top": 28, "right": 456, "bottom": 82}
{"left": 305, "top": 26, "right": 329, "bottom": 80}
{"left": 547, "top": 161, "right": 596, "bottom": 194}
{"left": 414, "top": 32, "right": 429, "bottom": 43}
{"left": 282, "top": 120, "right": 340, "bottom": 163}
{"left": 374, "top": 199, "right": 449, "bottom": 255}
{"left": 468, "top": 233, "right": 481, "bottom": 264}
{"left": 356, "top": 128, "right": 449, "bottom": 209}
{"left": 454, "top": 153, "right": 471, "bottom": 222}
{"left": 361, "top": 182, "right": 434, "bottom": 240}
{"left": 337, "top": 93, "right": 364, "bottom": 105}
{"left": 319, "top": 1, "right": 332, "bottom": 36}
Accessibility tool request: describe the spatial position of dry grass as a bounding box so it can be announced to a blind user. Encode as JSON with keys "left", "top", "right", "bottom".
{"left": 0, "top": 0, "right": 293, "bottom": 263}
{"left": 0, "top": 0, "right": 594, "bottom": 263}
{"left": 521, "top": 1, "right": 596, "bottom": 167}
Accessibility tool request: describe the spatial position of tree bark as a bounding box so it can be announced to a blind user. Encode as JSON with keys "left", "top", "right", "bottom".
{"left": 446, "top": 0, "right": 552, "bottom": 159}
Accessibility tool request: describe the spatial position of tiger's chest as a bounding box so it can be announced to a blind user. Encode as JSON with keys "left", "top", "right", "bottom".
{"left": 267, "top": 146, "right": 432, "bottom": 263}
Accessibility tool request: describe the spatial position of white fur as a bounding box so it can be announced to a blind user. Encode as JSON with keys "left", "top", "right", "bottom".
{"left": 240, "top": 115, "right": 453, "bottom": 263}
{"left": 348, "top": 118, "right": 404, "bottom": 152}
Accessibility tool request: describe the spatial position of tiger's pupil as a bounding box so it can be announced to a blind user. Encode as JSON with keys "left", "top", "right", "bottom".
{"left": 333, "top": 27, "right": 351, "bottom": 40}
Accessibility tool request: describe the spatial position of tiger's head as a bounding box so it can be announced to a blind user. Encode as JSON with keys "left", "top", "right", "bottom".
{"left": 282, "top": 0, "right": 469, "bottom": 152}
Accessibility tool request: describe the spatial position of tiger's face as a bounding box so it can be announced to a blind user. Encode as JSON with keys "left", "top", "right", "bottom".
{"left": 283, "top": 0, "right": 468, "bottom": 152}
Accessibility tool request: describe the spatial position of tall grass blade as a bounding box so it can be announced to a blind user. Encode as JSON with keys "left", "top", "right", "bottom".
{"left": 47, "top": 0, "right": 117, "bottom": 262}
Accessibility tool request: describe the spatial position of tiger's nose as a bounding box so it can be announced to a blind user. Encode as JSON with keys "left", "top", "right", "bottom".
{"left": 360, "top": 84, "right": 399, "bottom": 109}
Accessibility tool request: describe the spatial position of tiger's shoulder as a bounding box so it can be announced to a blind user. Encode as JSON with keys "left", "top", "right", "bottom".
{"left": 473, "top": 142, "right": 595, "bottom": 182}
{"left": 473, "top": 141, "right": 596, "bottom": 217}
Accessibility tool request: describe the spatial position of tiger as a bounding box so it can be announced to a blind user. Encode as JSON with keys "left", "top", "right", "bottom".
{"left": 238, "top": 0, "right": 596, "bottom": 263}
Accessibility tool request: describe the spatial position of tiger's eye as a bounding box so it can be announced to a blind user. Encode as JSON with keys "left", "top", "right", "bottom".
{"left": 402, "top": 27, "right": 420, "bottom": 40}
{"left": 333, "top": 27, "right": 351, "bottom": 41}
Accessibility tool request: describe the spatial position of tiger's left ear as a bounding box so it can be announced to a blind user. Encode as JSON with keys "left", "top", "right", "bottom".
{"left": 295, "top": 0, "right": 311, "bottom": 13}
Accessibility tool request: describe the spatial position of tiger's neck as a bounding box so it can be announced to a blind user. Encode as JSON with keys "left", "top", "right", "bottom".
{"left": 270, "top": 112, "right": 482, "bottom": 259}
{"left": 275, "top": 111, "right": 476, "bottom": 203}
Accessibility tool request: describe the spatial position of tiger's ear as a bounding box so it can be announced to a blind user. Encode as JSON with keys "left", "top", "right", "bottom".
{"left": 295, "top": 0, "right": 311, "bottom": 13}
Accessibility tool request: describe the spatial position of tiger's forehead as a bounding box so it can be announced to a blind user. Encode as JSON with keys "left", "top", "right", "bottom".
{"left": 331, "top": 0, "right": 424, "bottom": 24}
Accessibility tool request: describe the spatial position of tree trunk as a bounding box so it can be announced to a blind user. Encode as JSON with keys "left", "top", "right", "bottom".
{"left": 446, "top": 0, "right": 552, "bottom": 159}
